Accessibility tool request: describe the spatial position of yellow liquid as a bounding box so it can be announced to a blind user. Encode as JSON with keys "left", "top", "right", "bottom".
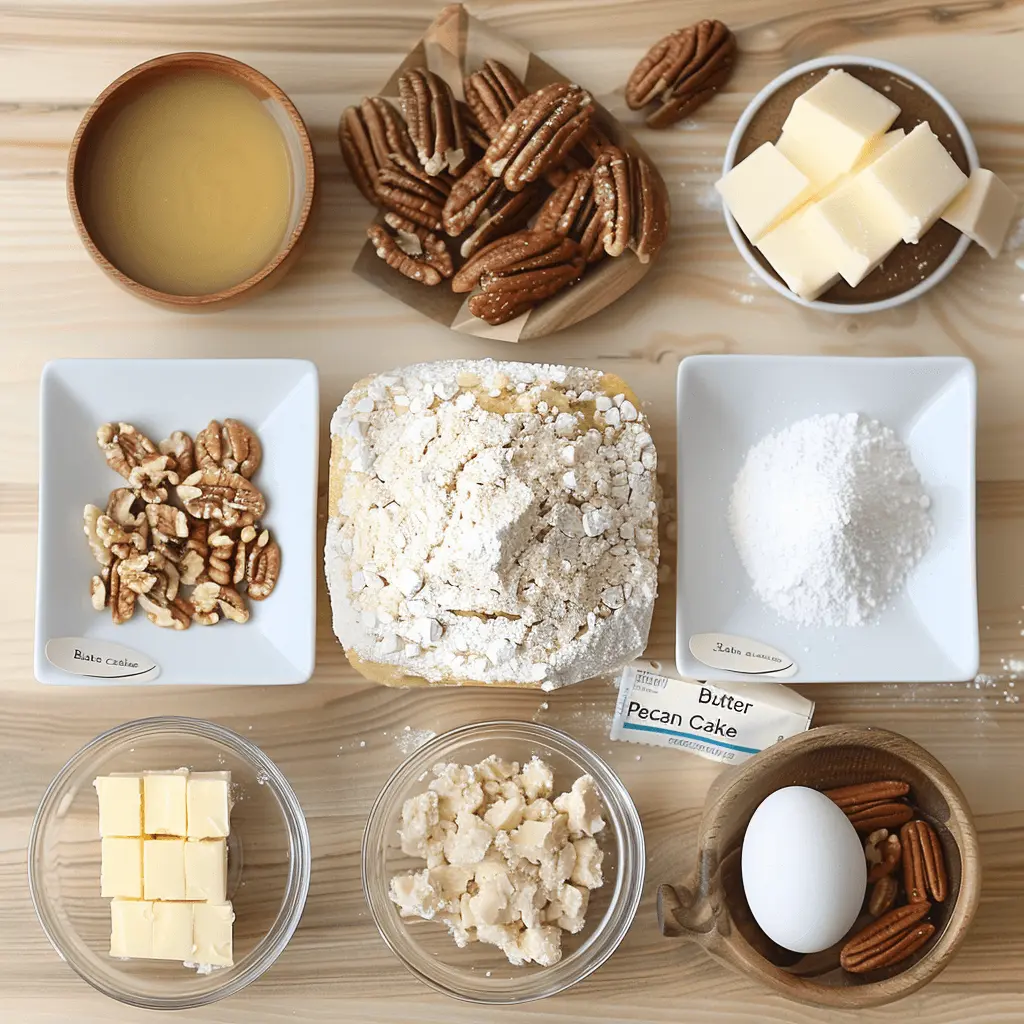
{"left": 81, "top": 70, "right": 294, "bottom": 295}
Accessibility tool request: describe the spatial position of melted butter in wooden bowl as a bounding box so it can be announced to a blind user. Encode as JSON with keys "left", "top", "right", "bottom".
{"left": 69, "top": 53, "right": 315, "bottom": 308}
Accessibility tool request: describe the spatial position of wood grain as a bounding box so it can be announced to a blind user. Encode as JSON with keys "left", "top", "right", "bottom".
{"left": 1, "top": 1, "right": 1023, "bottom": 1021}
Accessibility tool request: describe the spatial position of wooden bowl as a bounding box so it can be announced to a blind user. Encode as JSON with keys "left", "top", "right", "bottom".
{"left": 67, "top": 52, "right": 316, "bottom": 311}
{"left": 657, "top": 725, "right": 980, "bottom": 1008}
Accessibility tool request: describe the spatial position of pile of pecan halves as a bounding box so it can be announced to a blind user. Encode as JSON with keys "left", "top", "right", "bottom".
{"left": 340, "top": 60, "right": 668, "bottom": 325}
{"left": 823, "top": 780, "right": 949, "bottom": 973}
{"left": 84, "top": 420, "right": 280, "bottom": 631}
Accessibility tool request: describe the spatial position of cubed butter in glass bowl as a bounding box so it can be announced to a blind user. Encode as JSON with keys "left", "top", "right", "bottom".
{"left": 28, "top": 717, "right": 310, "bottom": 1010}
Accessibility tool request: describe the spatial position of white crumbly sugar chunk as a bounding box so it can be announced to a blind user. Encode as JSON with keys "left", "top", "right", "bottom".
{"left": 729, "top": 413, "right": 934, "bottom": 627}
{"left": 553, "top": 775, "right": 606, "bottom": 836}
{"left": 389, "top": 757, "right": 607, "bottom": 966}
{"left": 571, "top": 838, "right": 605, "bottom": 889}
{"left": 399, "top": 791, "right": 439, "bottom": 857}
{"left": 326, "top": 359, "right": 659, "bottom": 689}
{"left": 517, "top": 756, "right": 554, "bottom": 801}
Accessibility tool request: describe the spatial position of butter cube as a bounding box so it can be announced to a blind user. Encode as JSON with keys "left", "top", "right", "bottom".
{"left": 803, "top": 173, "right": 904, "bottom": 287}
{"left": 192, "top": 902, "right": 234, "bottom": 967}
{"left": 153, "top": 902, "right": 195, "bottom": 961}
{"left": 715, "top": 142, "right": 813, "bottom": 242}
{"left": 757, "top": 211, "right": 841, "bottom": 300}
{"left": 779, "top": 69, "right": 900, "bottom": 187}
{"left": 860, "top": 122, "right": 968, "bottom": 242}
{"left": 110, "top": 899, "right": 155, "bottom": 958}
{"left": 101, "top": 836, "right": 144, "bottom": 899}
{"left": 185, "top": 839, "right": 228, "bottom": 903}
{"left": 143, "top": 770, "right": 188, "bottom": 836}
{"left": 942, "top": 168, "right": 1018, "bottom": 257}
{"left": 143, "top": 838, "right": 186, "bottom": 900}
{"left": 94, "top": 775, "right": 143, "bottom": 837}
{"left": 186, "top": 771, "right": 232, "bottom": 839}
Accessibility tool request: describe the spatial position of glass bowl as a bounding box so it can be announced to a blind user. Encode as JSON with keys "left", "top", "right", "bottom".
{"left": 362, "top": 720, "right": 645, "bottom": 1003}
{"left": 27, "top": 716, "right": 311, "bottom": 1010}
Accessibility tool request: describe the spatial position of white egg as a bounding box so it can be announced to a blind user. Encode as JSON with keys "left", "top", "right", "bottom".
{"left": 741, "top": 785, "right": 866, "bottom": 954}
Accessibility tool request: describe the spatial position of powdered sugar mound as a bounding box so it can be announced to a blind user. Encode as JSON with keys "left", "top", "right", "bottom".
{"left": 729, "top": 413, "right": 934, "bottom": 627}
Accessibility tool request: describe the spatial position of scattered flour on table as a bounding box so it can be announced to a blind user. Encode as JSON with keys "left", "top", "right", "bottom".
{"left": 729, "top": 413, "right": 934, "bottom": 627}
{"left": 396, "top": 726, "right": 436, "bottom": 755}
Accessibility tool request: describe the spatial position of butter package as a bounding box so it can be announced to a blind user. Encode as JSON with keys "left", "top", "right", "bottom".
{"left": 611, "top": 662, "right": 814, "bottom": 764}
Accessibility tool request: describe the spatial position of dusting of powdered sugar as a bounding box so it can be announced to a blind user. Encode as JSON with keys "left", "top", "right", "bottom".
{"left": 325, "top": 359, "right": 659, "bottom": 689}
{"left": 729, "top": 413, "right": 934, "bottom": 627}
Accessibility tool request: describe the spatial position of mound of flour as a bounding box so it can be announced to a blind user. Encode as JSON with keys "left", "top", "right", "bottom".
{"left": 728, "top": 413, "right": 934, "bottom": 627}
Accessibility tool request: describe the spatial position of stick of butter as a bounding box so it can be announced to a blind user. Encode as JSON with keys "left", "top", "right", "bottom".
{"left": 611, "top": 662, "right": 813, "bottom": 764}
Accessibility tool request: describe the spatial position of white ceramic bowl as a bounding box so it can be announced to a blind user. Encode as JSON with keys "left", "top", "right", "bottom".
{"left": 35, "top": 358, "right": 319, "bottom": 686}
{"left": 722, "top": 55, "right": 979, "bottom": 314}
{"left": 676, "top": 354, "right": 979, "bottom": 684}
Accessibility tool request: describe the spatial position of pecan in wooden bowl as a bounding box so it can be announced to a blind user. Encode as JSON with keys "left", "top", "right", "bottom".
{"left": 341, "top": 2, "right": 670, "bottom": 341}
{"left": 657, "top": 725, "right": 979, "bottom": 1008}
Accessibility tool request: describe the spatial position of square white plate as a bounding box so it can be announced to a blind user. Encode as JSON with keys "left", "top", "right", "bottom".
{"left": 35, "top": 359, "right": 319, "bottom": 685}
{"left": 676, "top": 355, "right": 978, "bottom": 684}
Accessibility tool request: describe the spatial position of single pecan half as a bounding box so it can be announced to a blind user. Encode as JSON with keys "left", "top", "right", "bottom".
{"left": 177, "top": 467, "right": 265, "bottom": 529}
{"left": 840, "top": 903, "right": 934, "bottom": 974}
{"left": 484, "top": 83, "right": 594, "bottom": 192}
{"left": 824, "top": 781, "right": 910, "bottom": 809}
{"left": 627, "top": 148, "right": 670, "bottom": 263}
{"left": 901, "top": 820, "right": 948, "bottom": 903}
{"left": 867, "top": 875, "right": 899, "bottom": 917}
{"left": 628, "top": 20, "right": 737, "bottom": 129}
{"left": 246, "top": 530, "right": 281, "bottom": 601}
{"left": 442, "top": 159, "right": 542, "bottom": 258}
{"left": 96, "top": 422, "right": 159, "bottom": 480}
{"left": 375, "top": 153, "right": 451, "bottom": 233}
{"left": 108, "top": 557, "right": 135, "bottom": 625}
{"left": 464, "top": 59, "right": 529, "bottom": 140}
{"left": 339, "top": 96, "right": 418, "bottom": 203}
{"left": 195, "top": 419, "right": 262, "bottom": 479}
{"left": 368, "top": 212, "right": 454, "bottom": 286}
{"left": 453, "top": 229, "right": 585, "bottom": 325}
{"left": 534, "top": 167, "right": 607, "bottom": 264}
{"left": 203, "top": 528, "right": 238, "bottom": 587}
{"left": 592, "top": 146, "right": 632, "bottom": 257}
{"left": 145, "top": 502, "right": 189, "bottom": 542}
{"left": 591, "top": 146, "right": 669, "bottom": 263}
{"left": 398, "top": 67, "right": 470, "bottom": 177}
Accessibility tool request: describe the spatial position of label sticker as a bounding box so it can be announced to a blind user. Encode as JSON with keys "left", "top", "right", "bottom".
{"left": 688, "top": 633, "right": 797, "bottom": 678}
{"left": 45, "top": 637, "right": 160, "bottom": 681}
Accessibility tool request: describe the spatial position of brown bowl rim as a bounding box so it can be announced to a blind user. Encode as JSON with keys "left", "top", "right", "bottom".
{"left": 66, "top": 51, "right": 316, "bottom": 307}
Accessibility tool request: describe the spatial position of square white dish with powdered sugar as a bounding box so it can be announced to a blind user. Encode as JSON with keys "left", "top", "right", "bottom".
{"left": 676, "top": 355, "right": 977, "bottom": 683}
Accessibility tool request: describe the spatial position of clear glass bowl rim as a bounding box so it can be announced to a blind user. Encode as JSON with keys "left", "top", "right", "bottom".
{"left": 27, "top": 715, "right": 312, "bottom": 1010}
{"left": 361, "top": 719, "right": 646, "bottom": 1004}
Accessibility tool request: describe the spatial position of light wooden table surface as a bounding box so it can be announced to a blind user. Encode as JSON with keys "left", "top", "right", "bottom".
{"left": 2, "top": 1, "right": 1023, "bottom": 1021}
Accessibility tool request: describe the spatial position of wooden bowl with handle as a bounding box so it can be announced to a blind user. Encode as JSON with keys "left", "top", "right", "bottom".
{"left": 67, "top": 52, "right": 316, "bottom": 311}
{"left": 657, "top": 724, "right": 980, "bottom": 1008}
